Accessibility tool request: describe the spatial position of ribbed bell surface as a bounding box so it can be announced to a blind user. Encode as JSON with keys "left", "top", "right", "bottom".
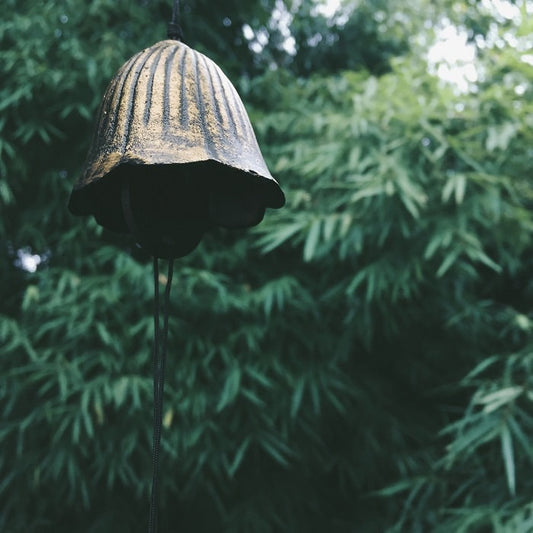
{"left": 69, "top": 39, "right": 284, "bottom": 258}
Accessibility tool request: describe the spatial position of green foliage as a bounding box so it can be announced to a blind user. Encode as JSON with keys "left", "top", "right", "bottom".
{"left": 1, "top": 0, "right": 533, "bottom": 532}
{"left": 246, "top": 15, "right": 533, "bottom": 529}
{"left": 287, "top": 0, "right": 411, "bottom": 75}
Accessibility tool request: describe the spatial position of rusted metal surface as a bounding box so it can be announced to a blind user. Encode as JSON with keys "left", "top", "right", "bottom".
{"left": 69, "top": 39, "right": 284, "bottom": 257}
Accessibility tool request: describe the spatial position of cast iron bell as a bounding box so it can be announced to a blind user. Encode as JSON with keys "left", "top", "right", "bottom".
{"left": 68, "top": 38, "right": 284, "bottom": 258}
{"left": 69, "top": 11, "right": 284, "bottom": 531}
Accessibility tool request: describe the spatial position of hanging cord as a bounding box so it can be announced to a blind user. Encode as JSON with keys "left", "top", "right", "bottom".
{"left": 167, "top": 0, "right": 183, "bottom": 41}
{"left": 121, "top": 178, "right": 175, "bottom": 531}
{"left": 149, "top": 257, "right": 175, "bottom": 533}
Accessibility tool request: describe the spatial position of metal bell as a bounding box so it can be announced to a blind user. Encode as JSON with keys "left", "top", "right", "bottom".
{"left": 68, "top": 39, "right": 284, "bottom": 258}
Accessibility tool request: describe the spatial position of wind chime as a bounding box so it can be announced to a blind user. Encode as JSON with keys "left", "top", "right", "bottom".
{"left": 68, "top": 1, "right": 284, "bottom": 531}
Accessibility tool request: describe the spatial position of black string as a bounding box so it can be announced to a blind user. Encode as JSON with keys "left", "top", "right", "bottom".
{"left": 167, "top": 0, "right": 183, "bottom": 41}
{"left": 149, "top": 257, "right": 160, "bottom": 533}
{"left": 149, "top": 257, "right": 175, "bottom": 533}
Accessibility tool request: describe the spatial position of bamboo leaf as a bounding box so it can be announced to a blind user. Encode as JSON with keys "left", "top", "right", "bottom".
{"left": 304, "top": 219, "right": 321, "bottom": 262}
{"left": 501, "top": 424, "right": 516, "bottom": 496}
{"left": 291, "top": 377, "right": 305, "bottom": 418}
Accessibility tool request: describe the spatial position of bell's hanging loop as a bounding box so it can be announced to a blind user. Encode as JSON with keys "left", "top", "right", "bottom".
{"left": 167, "top": 0, "right": 183, "bottom": 41}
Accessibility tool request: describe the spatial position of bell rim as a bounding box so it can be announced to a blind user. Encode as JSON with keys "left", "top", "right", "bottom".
{"left": 68, "top": 159, "right": 285, "bottom": 217}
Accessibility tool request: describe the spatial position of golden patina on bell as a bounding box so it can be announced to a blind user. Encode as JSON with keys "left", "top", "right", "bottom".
{"left": 69, "top": 39, "right": 284, "bottom": 258}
